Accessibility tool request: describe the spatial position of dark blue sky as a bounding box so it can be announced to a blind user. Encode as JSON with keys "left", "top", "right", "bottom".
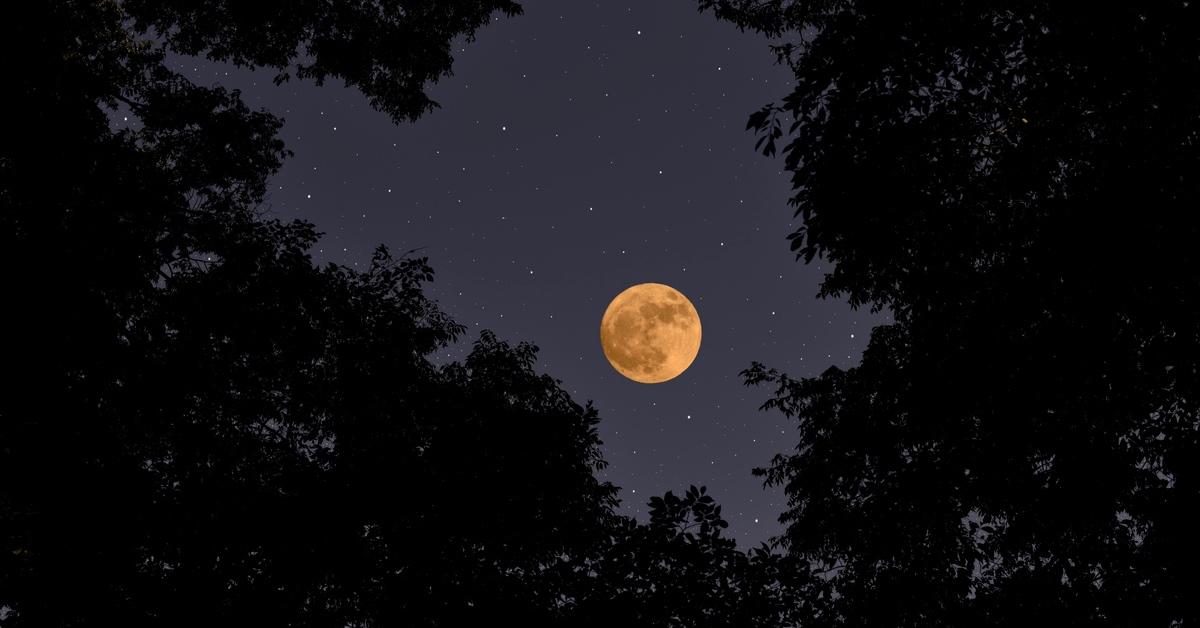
{"left": 175, "top": 0, "right": 887, "bottom": 547}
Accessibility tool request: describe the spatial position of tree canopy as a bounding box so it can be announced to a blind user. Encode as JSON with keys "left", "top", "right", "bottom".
{"left": 702, "top": 1, "right": 1200, "bottom": 625}
{"left": 565, "top": 485, "right": 810, "bottom": 628}
{"left": 123, "top": 0, "right": 523, "bottom": 123}
{"left": 2, "top": 3, "right": 616, "bottom": 625}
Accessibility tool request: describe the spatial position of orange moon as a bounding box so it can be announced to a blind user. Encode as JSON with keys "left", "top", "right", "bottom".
{"left": 600, "top": 283, "right": 702, "bottom": 384}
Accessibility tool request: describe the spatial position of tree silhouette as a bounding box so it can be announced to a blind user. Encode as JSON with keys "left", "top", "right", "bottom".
{"left": 1, "top": 2, "right": 613, "bottom": 625}
{"left": 703, "top": 1, "right": 1200, "bottom": 626}
{"left": 122, "top": 0, "right": 524, "bottom": 123}
{"left": 561, "top": 485, "right": 810, "bottom": 628}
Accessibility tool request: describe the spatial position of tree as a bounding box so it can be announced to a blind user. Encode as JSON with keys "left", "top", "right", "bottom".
{"left": 3, "top": 1, "right": 624, "bottom": 625}
{"left": 702, "top": 1, "right": 1200, "bottom": 625}
{"left": 122, "top": 0, "right": 523, "bottom": 123}
{"left": 561, "top": 486, "right": 811, "bottom": 628}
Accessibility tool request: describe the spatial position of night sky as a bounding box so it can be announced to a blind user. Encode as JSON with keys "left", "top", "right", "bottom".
{"left": 171, "top": 1, "right": 888, "bottom": 547}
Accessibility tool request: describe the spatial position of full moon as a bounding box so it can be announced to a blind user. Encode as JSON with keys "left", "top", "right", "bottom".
{"left": 600, "top": 283, "right": 702, "bottom": 384}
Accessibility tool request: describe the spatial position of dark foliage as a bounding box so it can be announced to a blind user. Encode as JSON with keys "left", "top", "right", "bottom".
{"left": 1, "top": 2, "right": 609, "bottom": 625}
{"left": 702, "top": 1, "right": 1200, "bottom": 626}
{"left": 563, "top": 485, "right": 811, "bottom": 628}
{"left": 122, "top": 0, "right": 524, "bottom": 123}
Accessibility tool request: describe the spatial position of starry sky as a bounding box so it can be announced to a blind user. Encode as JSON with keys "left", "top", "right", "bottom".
{"left": 174, "top": 0, "right": 887, "bottom": 547}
